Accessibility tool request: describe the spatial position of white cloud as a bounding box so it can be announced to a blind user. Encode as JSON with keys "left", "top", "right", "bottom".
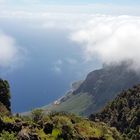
{"left": 0, "top": 32, "right": 25, "bottom": 70}
{"left": 53, "top": 66, "right": 62, "bottom": 74}
{"left": 52, "top": 59, "right": 63, "bottom": 74}
{"left": 0, "top": 3, "right": 140, "bottom": 32}
{"left": 0, "top": 0, "right": 6, "bottom": 4}
{"left": 0, "top": 3, "right": 140, "bottom": 19}
{"left": 70, "top": 15, "right": 140, "bottom": 71}
{"left": 66, "top": 58, "right": 78, "bottom": 65}
{"left": 55, "top": 59, "right": 63, "bottom": 65}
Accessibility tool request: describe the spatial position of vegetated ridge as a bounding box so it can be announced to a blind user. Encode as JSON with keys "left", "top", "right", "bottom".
{"left": 0, "top": 79, "right": 123, "bottom": 140}
{"left": 90, "top": 84, "right": 140, "bottom": 140}
{"left": 44, "top": 63, "right": 140, "bottom": 116}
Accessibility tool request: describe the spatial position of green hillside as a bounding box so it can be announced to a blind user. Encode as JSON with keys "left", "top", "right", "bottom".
{"left": 43, "top": 63, "right": 140, "bottom": 116}
{"left": 90, "top": 84, "right": 140, "bottom": 140}
{"left": 0, "top": 79, "right": 124, "bottom": 140}
{"left": 0, "top": 111, "right": 124, "bottom": 140}
{"left": 43, "top": 93, "right": 93, "bottom": 115}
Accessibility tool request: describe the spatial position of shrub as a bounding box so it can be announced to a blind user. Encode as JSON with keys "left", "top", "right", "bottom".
{"left": 0, "top": 131, "right": 17, "bottom": 140}
{"left": 31, "top": 109, "right": 45, "bottom": 123}
{"left": 2, "top": 116, "right": 15, "bottom": 123}
{"left": 0, "top": 102, "right": 10, "bottom": 117}
{"left": 0, "top": 80, "right": 11, "bottom": 111}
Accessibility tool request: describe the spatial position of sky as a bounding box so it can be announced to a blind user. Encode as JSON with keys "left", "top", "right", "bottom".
{"left": 0, "top": 0, "right": 140, "bottom": 17}
{"left": 0, "top": 0, "right": 140, "bottom": 112}
{"left": 0, "top": 0, "right": 140, "bottom": 5}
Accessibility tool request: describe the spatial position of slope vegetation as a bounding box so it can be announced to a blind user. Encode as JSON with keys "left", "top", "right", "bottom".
{"left": 44, "top": 63, "right": 140, "bottom": 116}
{"left": 0, "top": 79, "right": 123, "bottom": 140}
{"left": 90, "top": 84, "right": 140, "bottom": 140}
{"left": 0, "top": 111, "right": 123, "bottom": 140}
{"left": 0, "top": 79, "right": 11, "bottom": 116}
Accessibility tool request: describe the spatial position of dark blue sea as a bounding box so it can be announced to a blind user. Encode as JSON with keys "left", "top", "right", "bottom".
{"left": 0, "top": 18, "right": 101, "bottom": 113}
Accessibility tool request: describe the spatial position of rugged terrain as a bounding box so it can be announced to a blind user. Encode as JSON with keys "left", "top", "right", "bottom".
{"left": 90, "top": 84, "right": 140, "bottom": 140}
{"left": 0, "top": 72, "right": 139, "bottom": 139}
{"left": 0, "top": 79, "right": 123, "bottom": 140}
{"left": 43, "top": 63, "right": 140, "bottom": 116}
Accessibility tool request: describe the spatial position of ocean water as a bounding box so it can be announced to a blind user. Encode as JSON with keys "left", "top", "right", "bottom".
{"left": 0, "top": 19, "right": 101, "bottom": 113}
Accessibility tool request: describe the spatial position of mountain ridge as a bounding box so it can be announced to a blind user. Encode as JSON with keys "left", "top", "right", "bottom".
{"left": 90, "top": 84, "right": 140, "bottom": 140}
{"left": 43, "top": 63, "right": 140, "bottom": 116}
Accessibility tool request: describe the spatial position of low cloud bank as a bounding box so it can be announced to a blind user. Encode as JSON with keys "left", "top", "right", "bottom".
{"left": 0, "top": 32, "right": 24, "bottom": 70}
{"left": 70, "top": 15, "right": 140, "bottom": 71}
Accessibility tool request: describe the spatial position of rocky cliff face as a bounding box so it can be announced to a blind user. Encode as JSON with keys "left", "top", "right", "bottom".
{"left": 74, "top": 63, "right": 140, "bottom": 115}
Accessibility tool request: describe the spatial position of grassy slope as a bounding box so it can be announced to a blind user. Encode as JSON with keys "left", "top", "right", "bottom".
{"left": 43, "top": 93, "right": 93, "bottom": 116}
{"left": 0, "top": 112, "right": 123, "bottom": 140}
{"left": 43, "top": 64, "right": 140, "bottom": 116}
